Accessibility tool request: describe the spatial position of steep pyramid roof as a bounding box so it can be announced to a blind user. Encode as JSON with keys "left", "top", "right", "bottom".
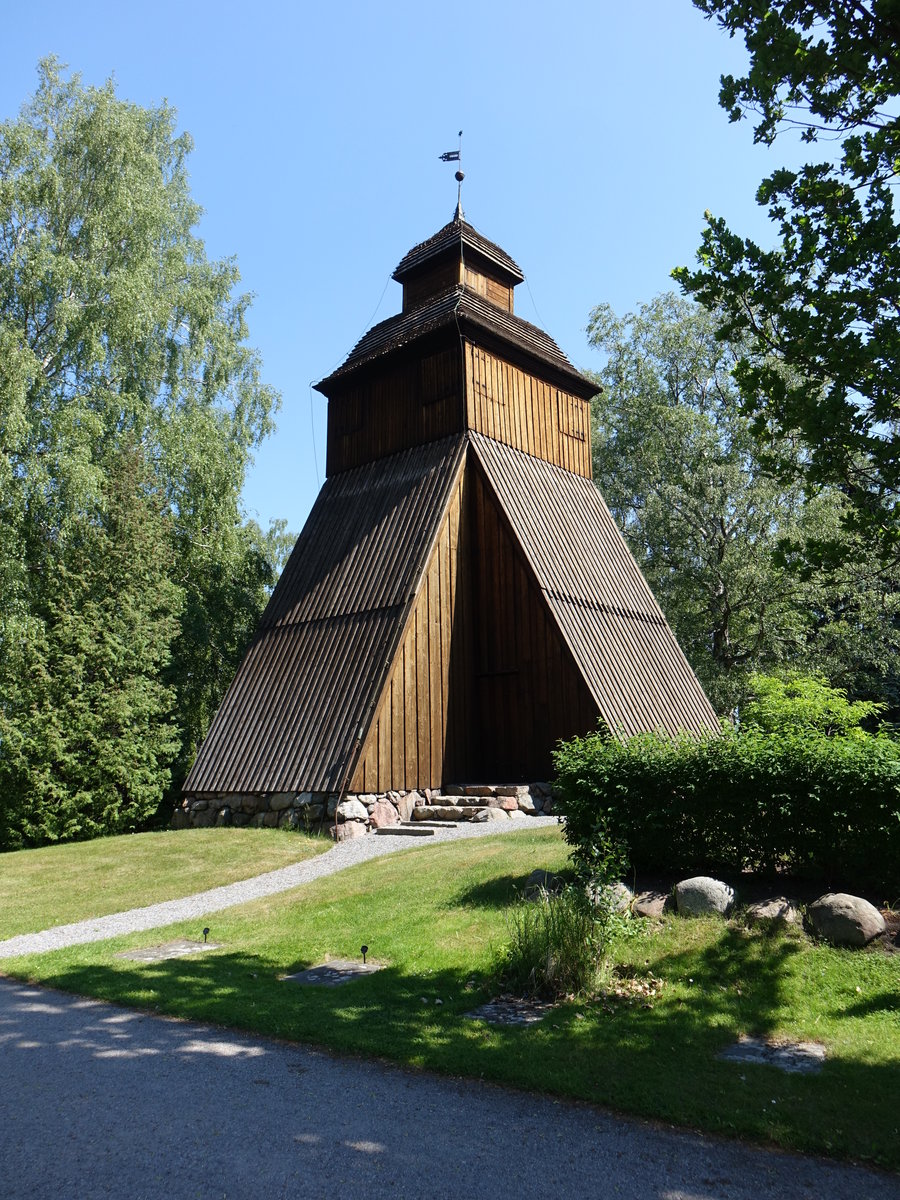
{"left": 392, "top": 215, "right": 524, "bottom": 285}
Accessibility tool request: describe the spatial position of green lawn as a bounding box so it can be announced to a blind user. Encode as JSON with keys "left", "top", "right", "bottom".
{"left": 0, "top": 828, "right": 328, "bottom": 939}
{"left": 1, "top": 825, "right": 897, "bottom": 1171}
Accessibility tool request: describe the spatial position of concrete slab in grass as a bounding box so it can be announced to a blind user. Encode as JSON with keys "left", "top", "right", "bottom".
{"left": 116, "top": 939, "right": 224, "bottom": 963}
{"left": 719, "top": 1036, "right": 826, "bottom": 1074}
{"left": 284, "top": 959, "right": 385, "bottom": 987}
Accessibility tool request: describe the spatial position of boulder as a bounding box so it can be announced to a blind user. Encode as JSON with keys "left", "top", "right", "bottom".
{"left": 215, "top": 805, "right": 233, "bottom": 828}
{"left": 268, "top": 792, "right": 294, "bottom": 812}
{"left": 396, "top": 794, "right": 418, "bottom": 821}
{"left": 745, "top": 898, "right": 802, "bottom": 927}
{"left": 675, "top": 876, "right": 734, "bottom": 917}
{"left": 473, "top": 806, "right": 509, "bottom": 821}
{"left": 632, "top": 890, "right": 671, "bottom": 919}
{"left": 808, "top": 893, "right": 885, "bottom": 947}
{"left": 336, "top": 798, "right": 369, "bottom": 823}
{"left": 588, "top": 880, "right": 633, "bottom": 913}
{"left": 522, "top": 868, "right": 565, "bottom": 898}
{"left": 369, "top": 800, "right": 399, "bottom": 829}
{"left": 335, "top": 820, "right": 367, "bottom": 842}
{"left": 517, "top": 794, "right": 537, "bottom": 813}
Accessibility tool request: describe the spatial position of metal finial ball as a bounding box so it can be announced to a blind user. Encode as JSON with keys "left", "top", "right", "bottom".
{"left": 455, "top": 170, "right": 465, "bottom": 183}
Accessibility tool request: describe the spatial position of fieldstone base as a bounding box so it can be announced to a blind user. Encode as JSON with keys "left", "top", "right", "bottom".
{"left": 175, "top": 782, "right": 556, "bottom": 835}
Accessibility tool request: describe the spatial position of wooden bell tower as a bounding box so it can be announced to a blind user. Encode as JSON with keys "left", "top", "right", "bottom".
{"left": 184, "top": 211, "right": 717, "bottom": 803}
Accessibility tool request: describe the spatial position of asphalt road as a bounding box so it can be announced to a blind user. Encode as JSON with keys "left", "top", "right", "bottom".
{"left": 1, "top": 977, "right": 897, "bottom": 1200}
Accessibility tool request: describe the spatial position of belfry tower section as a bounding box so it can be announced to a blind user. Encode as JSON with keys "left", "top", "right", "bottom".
{"left": 183, "top": 213, "right": 718, "bottom": 816}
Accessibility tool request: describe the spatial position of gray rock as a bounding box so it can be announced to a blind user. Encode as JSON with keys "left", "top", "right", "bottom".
{"left": 268, "top": 792, "right": 294, "bottom": 812}
{"left": 336, "top": 798, "right": 369, "bottom": 823}
{"left": 745, "top": 898, "right": 802, "bottom": 927}
{"left": 215, "top": 805, "right": 233, "bottom": 828}
{"left": 473, "top": 806, "right": 509, "bottom": 821}
{"left": 517, "top": 794, "right": 537, "bottom": 813}
{"left": 335, "top": 820, "right": 367, "bottom": 842}
{"left": 413, "top": 805, "right": 480, "bottom": 820}
{"left": 588, "top": 881, "right": 633, "bottom": 913}
{"left": 675, "top": 876, "right": 734, "bottom": 917}
{"left": 522, "top": 869, "right": 565, "bottom": 898}
{"left": 808, "top": 893, "right": 885, "bottom": 947}
{"left": 632, "top": 890, "right": 671, "bottom": 919}
{"left": 396, "top": 794, "right": 418, "bottom": 821}
{"left": 369, "top": 800, "right": 399, "bottom": 829}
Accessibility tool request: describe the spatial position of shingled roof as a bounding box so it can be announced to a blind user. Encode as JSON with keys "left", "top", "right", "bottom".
{"left": 316, "top": 284, "right": 597, "bottom": 398}
{"left": 392, "top": 216, "right": 524, "bottom": 284}
{"left": 471, "top": 432, "right": 720, "bottom": 738}
{"left": 184, "top": 436, "right": 468, "bottom": 796}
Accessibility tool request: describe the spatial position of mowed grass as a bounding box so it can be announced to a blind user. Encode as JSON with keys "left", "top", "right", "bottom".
{"left": 2, "top": 825, "right": 898, "bottom": 1170}
{"left": 0, "top": 828, "right": 328, "bottom": 939}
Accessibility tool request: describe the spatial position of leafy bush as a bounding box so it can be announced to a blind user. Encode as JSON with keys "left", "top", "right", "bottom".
{"left": 553, "top": 724, "right": 900, "bottom": 894}
{"left": 740, "top": 671, "right": 884, "bottom": 736}
{"left": 498, "top": 885, "right": 616, "bottom": 1000}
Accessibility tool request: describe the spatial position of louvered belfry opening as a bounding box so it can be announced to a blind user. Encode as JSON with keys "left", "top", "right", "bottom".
{"left": 182, "top": 211, "right": 718, "bottom": 813}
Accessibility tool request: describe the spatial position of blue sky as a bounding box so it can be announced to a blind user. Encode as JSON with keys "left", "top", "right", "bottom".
{"left": 3, "top": 1, "right": 786, "bottom": 534}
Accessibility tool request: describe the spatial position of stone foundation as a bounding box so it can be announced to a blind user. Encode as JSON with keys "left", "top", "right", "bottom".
{"left": 174, "top": 783, "right": 556, "bottom": 835}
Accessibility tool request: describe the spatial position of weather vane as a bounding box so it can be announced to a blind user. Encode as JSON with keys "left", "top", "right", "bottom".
{"left": 439, "top": 130, "right": 465, "bottom": 218}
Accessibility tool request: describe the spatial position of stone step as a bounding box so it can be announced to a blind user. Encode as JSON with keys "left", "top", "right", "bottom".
{"left": 399, "top": 819, "right": 459, "bottom": 828}
{"left": 374, "top": 826, "right": 435, "bottom": 837}
{"left": 413, "top": 805, "right": 481, "bottom": 821}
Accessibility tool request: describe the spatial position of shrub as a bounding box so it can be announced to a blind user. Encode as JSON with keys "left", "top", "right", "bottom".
{"left": 553, "top": 726, "right": 900, "bottom": 894}
{"left": 740, "top": 671, "right": 884, "bottom": 736}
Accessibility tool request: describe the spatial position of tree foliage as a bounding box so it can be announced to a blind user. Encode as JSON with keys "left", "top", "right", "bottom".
{"left": 0, "top": 61, "right": 285, "bottom": 848}
{"left": 588, "top": 293, "right": 900, "bottom": 713}
{"left": 675, "top": 0, "right": 900, "bottom": 544}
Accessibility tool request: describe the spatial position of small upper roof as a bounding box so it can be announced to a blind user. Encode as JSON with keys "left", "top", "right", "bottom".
{"left": 392, "top": 213, "right": 524, "bottom": 285}
{"left": 316, "top": 283, "right": 597, "bottom": 398}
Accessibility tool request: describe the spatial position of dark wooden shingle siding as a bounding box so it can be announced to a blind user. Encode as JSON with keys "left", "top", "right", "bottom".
{"left": 183, "top": 436, "right": 468, "bottom": 796}
{"left": 471, "top": 433, "right": 720, "bottom": 739}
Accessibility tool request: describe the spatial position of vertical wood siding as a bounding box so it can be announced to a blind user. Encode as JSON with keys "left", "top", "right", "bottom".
{"left": 350, "top": 449, "right": 599, "bottom": 790}
{"left": 351, "top": 467, "right": 468, "bottom": 790}
{"left": 327, "top": 346, "right": 463, "bottom": 475}
{"left": 464, "top": 342, "right": 592, "bottom": 476}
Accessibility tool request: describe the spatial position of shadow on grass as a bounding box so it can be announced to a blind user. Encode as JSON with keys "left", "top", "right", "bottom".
{"left": 18, "top": 919, "right": 900, "bottom": 1170}
{"left": 451, "top": 867, "right": 578, "bottom": 911}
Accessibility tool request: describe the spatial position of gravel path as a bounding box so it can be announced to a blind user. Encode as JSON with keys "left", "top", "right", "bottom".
{"left": 0, "top": 815, "right": 559, "bottom": 959}
{"left": 1, "top": 976, "right": 897, "bottom": 1200}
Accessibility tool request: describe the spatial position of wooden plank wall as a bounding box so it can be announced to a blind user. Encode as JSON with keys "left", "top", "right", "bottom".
{"left": 462, "top": 267, "right": 513, "bottom": 312}
{"left": 403, "top": 261, "right": 461, "bottom": 311}
{"left": 327, "top": 346, "right": 462, "bottom": 475}
{"left": 467, "top": 464, "right": 598, "bottom": 781}
{"left": 464, "top": 342, "right": 592, "bottom": 477}
{"left": 350, "top": 468, "right": 468, "bottom": 792}
{"left": 350, "top": 454, "right": 599, "bottom": 791}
